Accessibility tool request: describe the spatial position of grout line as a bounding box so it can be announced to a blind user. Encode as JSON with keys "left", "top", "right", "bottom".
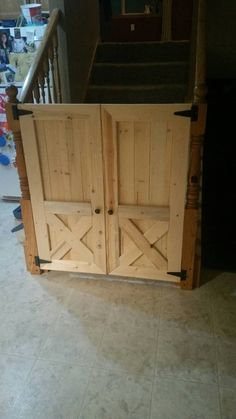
{"left": 209, "top": 293, "right": 223, "bottom": 419}
{"left": 11, "top": 355, "right": 39, "bottom": 418}
{"left": 77, "top": 305, "right": 112, "bottom": 419}
{"left": 148, "top": 288, "right": 163, "bottom": 419}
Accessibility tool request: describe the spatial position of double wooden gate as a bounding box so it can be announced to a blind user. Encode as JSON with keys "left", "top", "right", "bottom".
{"left": 19, "top": 104, "right": 191, "bottom": 283}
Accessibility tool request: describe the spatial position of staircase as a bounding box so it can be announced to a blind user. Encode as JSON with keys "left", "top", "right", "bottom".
{"left": 85, "top": 41, "right": 190, "bottom": 103}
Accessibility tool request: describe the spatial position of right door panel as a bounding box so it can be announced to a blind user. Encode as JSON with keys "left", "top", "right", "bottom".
{"left": 102, "top": 105, "right": 191, "bottom": 282}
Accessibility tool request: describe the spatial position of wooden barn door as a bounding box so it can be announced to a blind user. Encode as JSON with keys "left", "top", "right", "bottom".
{"left": 102, "top": 105, "right": 191, "bottom": 282}
{"left": 19, "top": 105, "right": 106, "bottom": 274}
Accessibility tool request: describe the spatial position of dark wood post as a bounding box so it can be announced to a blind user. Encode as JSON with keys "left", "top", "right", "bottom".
{"left": 5, "top": 85, "right": 41, "bottom": 275}
{"left": 181, "top": 0, "right": 207, "bottom": 289}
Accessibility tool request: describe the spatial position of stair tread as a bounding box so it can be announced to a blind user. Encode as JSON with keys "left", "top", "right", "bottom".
{"left": 88, "top": 84, "right": 186, "bottom": 90}
{"left": 93, "top": 61, "right": 187, "bottom": 66}
{"left": 98, "top": 40, "right": 190, "bottom": 46}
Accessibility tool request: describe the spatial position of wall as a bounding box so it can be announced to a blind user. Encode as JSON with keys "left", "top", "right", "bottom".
{"left": 49, "top": 0, "right": 100, "bottom": 103}
{"left": 207, "top": 0, "right": 236, "bottom": 78}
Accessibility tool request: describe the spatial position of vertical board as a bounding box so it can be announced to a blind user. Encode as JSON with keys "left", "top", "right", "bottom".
{"left": 102, "top": 104, "right": 191, "bottom": 283}
{"left": 20, "top": 104, "right": 106, "bottom": 274}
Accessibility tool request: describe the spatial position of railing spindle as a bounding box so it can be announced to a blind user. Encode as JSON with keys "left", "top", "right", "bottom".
{"left": 33, "top": 81, "right": 41, "bottom": 104}
{"left": 38, "top": 69, "right": 46, "bottom": 104}
{"left": 43, "top": 54, "right": 52, "bottom": 104}
{"left": 48, "top": 43, "right": 57, "bottom": 103}
{"left": 52, "top": 32, "right": 62, "bottom": 103}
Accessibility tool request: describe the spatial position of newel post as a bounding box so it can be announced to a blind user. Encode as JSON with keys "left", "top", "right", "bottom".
{"left": 181, "top": 0, "right": 207, "bottom": 289}
{"left": 5, "top": 85, "right": 41, "bottom": 275}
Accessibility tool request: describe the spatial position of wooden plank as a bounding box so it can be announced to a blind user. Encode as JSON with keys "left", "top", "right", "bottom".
{"left": 21, "top": 199, "right": 41, "bottom": 275}
{"left": 110, "top": 266, "right": 180, "bottom": 283}
{"left": 20, "top": 115, "right": 51, "bottom": 261}
{"left": 50, "top": 241, "right": 71, "bottom": 260}
{"left": 101, "top": 108, "right": 120, "bottom": 272}
{"left": 149, "top": 120, "right": 171, "bottom": 206}
{"left": 40, "top": 260, "right": 104, "bottom": 274}
{"left": 44, "top": 201, "right": 91, "bottom": 215}
{"left": 35, "top": 120, "right": 52, "bottom": 201}
{"left": 119, "top": 218, "right": 167, "bottom": 269}
{"left": 181, "top": 208, "right": 198, "bottom": 289}
{"left": 144, "top": 221, "right": 169, "bottom": 245}
{"left": 58, "top": 120, "right": 72, "bottom": 201}
{"left": 117, "top": 121, "right": 135, "bottom": 205}
{"left": 46, "top": 213, "right": 93, "bottom": 263}
{"left": 167, "top": 114, "right": 191, "bottom": 272}
{"left": 89, "top": 108, "right": 107, "bottom": 274}
{"left": 134, "top": 121, "right": 150, "bottom": 205}
{"left": 118, "top": 205, "right": 169, "bottom": 220}
{"left": 18, "top": 103, "right": 101, "bottom": 116}
{"left": 119, "top": 245, "right": 142, "bottom": 267}
{"left": 119, "top": 221, "right": 168, "bottom": 267}
{"left": 50, "top": 215, "right": 92, "bottom": 260}
{"left": 70, "top": 119, "right": 83, "bottom": 200}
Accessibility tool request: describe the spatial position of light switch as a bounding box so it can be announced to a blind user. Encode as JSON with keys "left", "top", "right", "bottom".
{"left": 130, "top": 23, "right": 135, "bottom": 31}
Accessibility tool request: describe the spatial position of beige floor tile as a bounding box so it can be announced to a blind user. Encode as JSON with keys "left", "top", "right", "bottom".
{"left": 151, "top": 377, "right": 220, "bottom": 419}
{"left": 95, "top": 326, "right": 157, "bottom": 376}
{"left": 64, "top": 291, "right": 113, "bottom": 329}
{"left": 0, "top": 354, "right": 35, "bottom": 413}
{"left": 38, "top": 312, "right": 105, "bottom": 366}
{"left": 107, "top": 302, "right": 160, "bottom": 338}
{"left": 216, "top": 336, "right": 236, "bottom": 388}
{"left": 0, "top": 313, "right": 53, "bottom": 357}
{"left": 220, "top": 386, "right": 236, "bottom": 419}
{"left": 68, "top": 275, "right": 163, "bottom": 306}
{"left": 204, "top": 272, "right": 236, "bottom": 296}
{"left": 156, "top": 328, "right": 218, "bottom": 383}
{"left": 15, "top": 359, "right": 91, "bottom": 419}
{"left": 0, "top": 409, "right": 19, "bottom": 419}
{"left": 162, "top": 283, "right": 210, "bottom": 303}
{"left": 79, "top": 368, "right": 153, "bottom": 419}
{"left": 213, "top": 308, "right": 236, "bottom": 338}
{"left": 211, "top": 292, "right": 236, "bottom": 314}
{"left": 160, "top": 299, "right": 213, "bottom": 337}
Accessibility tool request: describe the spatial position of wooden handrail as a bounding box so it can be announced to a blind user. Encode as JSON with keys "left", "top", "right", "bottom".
{"left": 20, "top": 8, "right": 61, "bottom": 103}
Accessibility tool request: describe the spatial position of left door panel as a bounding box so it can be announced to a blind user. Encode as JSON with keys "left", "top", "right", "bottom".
{"left": 19, "top": 105, "right": 106, "bottom": 274}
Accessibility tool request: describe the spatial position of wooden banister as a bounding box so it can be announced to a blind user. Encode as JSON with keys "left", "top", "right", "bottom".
{"left": 20, "top": 8, "right": 61, "bottom": 103}
{"left": 181, "top": 0, "right": 207, "bottom": 289}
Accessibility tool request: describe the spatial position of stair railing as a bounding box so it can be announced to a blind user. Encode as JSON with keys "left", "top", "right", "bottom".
{"left": 5, "top": 8, "right": 62, "bottom": 274}
{"left": 20, "top": 7, "right": 62, "bottom": 104}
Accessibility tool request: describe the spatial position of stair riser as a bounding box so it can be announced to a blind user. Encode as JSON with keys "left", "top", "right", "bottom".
{"left": 91, "top": 63, "right": 188, "bottom": 85}
{"left": 86, "top": 86, "right": 187, "bottom": 104}
{"left": 96, "top": 42, "right": 190, "bottom": 63}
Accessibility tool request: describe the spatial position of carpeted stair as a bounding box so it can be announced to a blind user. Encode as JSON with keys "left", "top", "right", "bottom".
{"left": 85, "top": 41, "right": 190, "bottom": 103}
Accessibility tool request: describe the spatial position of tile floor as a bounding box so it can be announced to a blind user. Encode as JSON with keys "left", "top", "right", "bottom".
{"left": 0, "top": 201, "right": 235, "bottom": 419}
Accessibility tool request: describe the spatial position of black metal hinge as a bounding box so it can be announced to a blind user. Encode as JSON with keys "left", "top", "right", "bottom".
{"left": 35, "top": 256, "right": 52, "bottom": 267}
{"left": 167, "top": 270, "right": 187, "bottom": 281}
{"left": 174, "top": 105, "right": 198, "bottom": 122}
{"left": 12, "top": 105, "right": 33, "bottom": 120}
